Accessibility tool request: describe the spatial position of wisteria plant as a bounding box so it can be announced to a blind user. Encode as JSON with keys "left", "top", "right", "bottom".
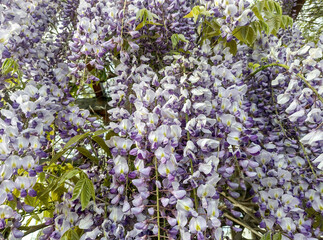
{"left": 0, "top": 0, "right": 322, "bottom": 240}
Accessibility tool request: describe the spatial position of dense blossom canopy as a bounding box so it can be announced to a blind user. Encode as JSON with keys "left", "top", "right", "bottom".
{"left": 0, "top": 0, "right": 322, "bottom": 240}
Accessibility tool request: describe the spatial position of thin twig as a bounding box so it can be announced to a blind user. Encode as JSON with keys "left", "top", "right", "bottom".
{"left": 223, "top": 213, "right": 262, "bottom": 238}
{"left": 220, "top": 192, "right": 259, "bottom": 223}
{"left": 154, "top": 156, "right": 161, "bottom": 240}
{"left": 294, "top": 127, "right": 317, "bottom": 178}
{"left": 20, "top": 223, "right": 48, "bottom": 237}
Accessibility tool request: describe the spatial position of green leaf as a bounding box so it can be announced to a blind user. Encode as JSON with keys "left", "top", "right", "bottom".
{"left": 265, "top": 0, "right": 275, "bottom": 13}
{"left": 208, "top": 19, "right": 221, "bottom": 30}
{"left": 205, "top": 30, "right": 221, "bottom": 38}
{"left": 39, "top": 172, "right": 46, "bottom": 182}
{"left": 273, "top": 233, "right": 282, "bottom": 240}
{"left": 70, "top": 178, "right": 95, "bottom": 210}
{"left": 2, "top": 58, "right": 15, "bottom": 75}
{"left": 50, "top": 148, "right": 68, "bottom": 165}
{"left": 233, "top": 26, "right": 256, "bottom": 45}
{"left": 136, "top": 8, "right": 160, "bottom": 30}
{"left": 184, "top": 6, "right": 210, "bottom": 23}
{"left": 192, "top": 7, "right": 200, "bottom": 16}
{"left": 50, "top": 133, "right": 90, "bottom": 164}
{"left": 273, "top": 1, "right": 282, "bottom": 15}
{"left": 63, "top": 133, "right": 90, "bottom": 150}
{"left": 252, "top": 6, "right": 264, "bottom": 21}
{"left": 256, "top": 1, "right": 265, "bottom": 12}
{"left": 52, "top": 185, "right": 67, "bottom": 202}
{"left": 145, "top": 21, "right": 162, "bottom": 26}
{"left": 246, "top": 27, "right": 256, "bottom": 45}
{"left": 43, "top": 210, "right": 54, "bottom": 218}
{"left": 135, "top": 21, "right": 145, "bottom": 30}
{"left": 136, "top": 8, "right": 146, "bottom": 21}
{"left": 92, "top": 136, "right": 111, "bottom": 157}
{"left": 177, "top": 34, "right": 188, "bottom": 43}
{"left": 171, "top": 34, "right": 189, "bottom": 49}
{"left": 171, "top": 34, "right": 179, "bottom": 49}
{"left": 183, "top": 10, "right": 194, "bottom": 18}
{"left": 77, "top": 147, "right": 99, "bottom": 164}
{"left": 71, "top": 179, "right": 86, "bottom": 201}
{"left": 25, "top": 195, "right": 38, "bottom": 207}
{"left": 225, "top": 40, "right": 237, "bottom": 55}
{"left": 81, "top": 179, "right": 95, "bottom": 210}
{"left": 58, "top": 169, "right": 81, "bottom": 185}
{"left": 92, "top": 129, "right": 111, "bottom": 137}
{"left": 38, "top": 179, "right": 58, "bottom": 200}
{"left": 267, "top": 15, "right": 282, "bottom": 35}
{"left": 259, "top": 20, "right": 270, "bottom": 35}
{"left": 105, "top": 130, "right": 118, "bottom": 140}
{"left": 233, "top": 26, "right": 244, "bottom": 42}
{"left": 61, "top": 229, "right": 79, "bottom": 240}
{"left": 287, "top": 16, "right": 293, "bottom": 27}
{"left": 281, "top": 15, "right": 293, "bottom": 28}
{"left": 260, "top": 232, "right": 271, "bottom": 240}
{"left": 33, "top": 183, "right": 49, "bottom": 204}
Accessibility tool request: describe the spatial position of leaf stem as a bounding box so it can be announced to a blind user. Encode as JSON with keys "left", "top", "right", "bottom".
{"left": 294, "top": 127, "right": 317, "bottom": 178}
{"left": 271, "top": 87, "right": 288, "bottom": 138}
{"left": 154, "top": 156, "right": 161, "bottom": 240}
{"left": 223, "top": 213, "right": 262, "bottom": 238}
{"left": 186, "top": 113, "right": 199, "bottom": 211}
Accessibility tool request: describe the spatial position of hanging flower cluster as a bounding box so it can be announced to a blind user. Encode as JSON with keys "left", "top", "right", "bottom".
{"left": 0, "top": 1, "right": 97, "bottom": 238}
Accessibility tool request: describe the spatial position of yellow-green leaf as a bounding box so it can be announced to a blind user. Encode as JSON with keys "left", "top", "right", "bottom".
{"left": 135, "top": 21, "right": 145, "bottom": 30}
{"left": 225, "top": 40, "right": 238, "bottom": 55}
{"left": 77, "top": 147, "right": 99, "bottom": 164}
{"left": 58, "top": 169, "right": 81, "bottom": 185}
{"left": 63, "top": 132, "right": 90, "bottom": 150}
{"left": 183, "top": 10, "right": 194, "bottom": 18}
{"left": 92, "top": 136, "right": 111, "bottom": 157}
{"left": 267, "top": 15, "right": 282, "bottom": 35}
{"left": 273, "top": 233, "right": 282, "bottom": 240}
{"left": 92, "top": 129, "right": 111, "bottom": 137}
{"left": 252, "top": 6, "right": 264, "bottom": 21}
{"left": 50, "top": 148, "right": 68, "bottom": 165}
{"left": 273, "top": 1, "right": 282, "bottom": 15}
{"left": 81, "top": 179, "right": 95, "bottom": 210}
{"left": 62, "top": 229, "right": 79, "bottom": 240}
{"left": 260, "top": 233, "right": 271, "bottom": 240}
{"left": 71, "top": 179, "right": 86, "bottom": 201}
{"left": 52, "top": 185, "right": 67, "bottom": 202}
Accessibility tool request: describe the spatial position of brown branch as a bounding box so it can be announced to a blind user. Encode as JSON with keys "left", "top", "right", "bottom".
{"left": 223, "top": 213, "right": 263, "bottom": 238}
{"left": 19, "top": 223, "right": 48, "bottom": 237}
{"left": 75, "top": 97, "right": 110, "bottom": 123}
{"left": 291, "top": 0, "right": 307, "bottom": 20}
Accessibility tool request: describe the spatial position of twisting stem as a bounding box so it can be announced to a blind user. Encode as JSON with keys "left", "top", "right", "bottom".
{"left": 294, "top": 127, "right": 317, "bottom": 178}
{"left": 154, "top": 156, "right": 161, "bottom": 240}
{"left": 223, "top": 213, "right": 262, "bottom": 238}
{"left": 220, "top": 192, "right": 259, "bottom": 223}
{"left": 246, "top": 63, "right": 323, "bottom": 103}
{"left": 185, "top": 113, "right": 199, "bottom": 211}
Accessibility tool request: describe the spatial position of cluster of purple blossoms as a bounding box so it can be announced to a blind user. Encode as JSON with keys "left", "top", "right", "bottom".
{"left": 0, "top": 0, "right": 98, "bottom": 238}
